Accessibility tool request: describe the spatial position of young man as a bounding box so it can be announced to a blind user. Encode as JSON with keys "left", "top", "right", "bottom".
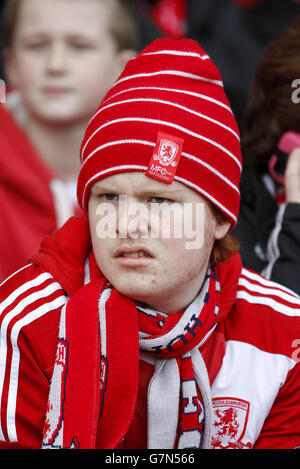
{"left": 1, "top": 38, "right": 300, "bottom": 450}
{"left": 0, "top": 0, "right": 137, "bottom": 281}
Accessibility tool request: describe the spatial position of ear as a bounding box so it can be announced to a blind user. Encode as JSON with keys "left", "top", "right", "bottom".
{"left": 115, "top": 48, "right": 136, "bottom": 76}
{"left": 3, "top": 48, "right": 18, "bottom": 88}
{"left": 214, "top": 219, "right": 231, "bottom": 241}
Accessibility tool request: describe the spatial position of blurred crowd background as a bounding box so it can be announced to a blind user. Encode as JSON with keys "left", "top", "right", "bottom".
{"left": 1, "top": 0, "right": 299, "bottom": 125}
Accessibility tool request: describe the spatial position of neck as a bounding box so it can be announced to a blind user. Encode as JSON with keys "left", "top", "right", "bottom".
{"left": 142, "top": 267, "right": 208, "bottom": 315}
{"left": 25, "top": 116, "right": 85, "bottom": 182}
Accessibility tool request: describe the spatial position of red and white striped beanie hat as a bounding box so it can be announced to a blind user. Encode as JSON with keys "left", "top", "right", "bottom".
{"left": 77, "top": 38, "right": 242, "bottom": 227}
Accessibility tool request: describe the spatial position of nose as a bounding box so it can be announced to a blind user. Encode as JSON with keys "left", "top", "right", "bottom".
{"left": 46, "top": 41, "right": 68, "bottom": 74}
{"left": 117, "top": 197, "right": 150, "bottom": 239}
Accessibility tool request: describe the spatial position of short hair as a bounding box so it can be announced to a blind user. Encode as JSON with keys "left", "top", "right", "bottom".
{"left": 3, "top": 0, "right": 138, "bottom": 51}
{"left": 241, "top": 14, "right": 300, "bottom": 168}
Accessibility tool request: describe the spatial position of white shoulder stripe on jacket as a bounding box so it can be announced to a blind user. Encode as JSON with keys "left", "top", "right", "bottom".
{"left": 237, "top": 268, "right": 300, "bottom": 317}
{"left": 0, "top": 269, "right": 67, "bottom": 442}
{"left": 241, "top": 267, "right": 299, "bottom": 298}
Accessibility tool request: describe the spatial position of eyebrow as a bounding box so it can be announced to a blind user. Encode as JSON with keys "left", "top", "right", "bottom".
{"left": 92, "top": 183, "right": 181, "bottom": 197}
{"left": 20, "top": 31, "right": 94, "bottom": 41}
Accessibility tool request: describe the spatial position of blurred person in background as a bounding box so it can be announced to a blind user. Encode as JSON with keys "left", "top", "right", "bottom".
{"left": 233, "top": 15, "right": 300, "bottom": 295}
{"left": 187, "top": 0, "right": 300, "bottom": 124}
{"left": 134, "top": 0, "right": 300, "bottom": 124}
{"left": 0, "top": 0, "right": 137, "bottom": 282}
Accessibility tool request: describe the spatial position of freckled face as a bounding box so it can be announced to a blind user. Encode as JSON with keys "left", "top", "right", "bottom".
{"left": 88, "top": 172, "right": 229, "bottom": 314}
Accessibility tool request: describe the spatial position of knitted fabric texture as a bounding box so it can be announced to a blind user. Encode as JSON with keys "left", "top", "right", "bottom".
{"left": 42, "top": 263, "right": 219, "bottom": 449}
{"left": 77, "top": 38, "right": 242, "bottom": 227}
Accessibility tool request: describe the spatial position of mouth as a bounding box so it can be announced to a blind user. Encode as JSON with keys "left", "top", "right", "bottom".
{"left": 114, "top": 246, "right": 154, "bottom": 265}
{"left": 42, "top": 87, "right": 72, "bottom": 96}
{"left": 119, "top": 251, "right": 151, "bottom": 258}
{"left": 114, "top": 246, "right": 154, "bottom": 259}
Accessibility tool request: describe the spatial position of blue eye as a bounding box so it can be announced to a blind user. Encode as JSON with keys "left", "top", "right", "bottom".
{"left": 102, "top": 193, "right": 118, "bottom": 201}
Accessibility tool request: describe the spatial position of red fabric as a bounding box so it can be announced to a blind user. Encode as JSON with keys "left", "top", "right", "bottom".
{"left": 40, "top": 218, "right": 240, "bottom": 449}
{"left": 36, "top": 216, "right": 237, "bottom": 449}
{"left": 52, "top": 280, "right": 140, "bottom": 449}
{"left": 152, "top": 0, "right": 187, "bottom": 38}
{"left": 45, "top": 261, "right": 224, "bottom": 448}
{"left": 0, "top": 105, "right": 56, "bottom": 281}
{"left": 254, "top": 365, "right": 300, "bottom": 449}
{"left": 118, "top": 360, "right": 153, "bottom": 449}
{"left": 1, "top": 216, "right": 300, "bottom": 448}
{"left": 0, "top": 104, "right": 81, "bottom": 282}
{"left": 77, "top": 38, "right": 242, "bottom": 228}
{"left": 31, "top": 213, "right": 91, "bottom": 297}
{"left": 118, "top": 326, "right": 228, "bottom": 449}
{"left": 0, "top": 263, "right": 65, "bottom": 449}
{"left": 96, "top": 287, "right": 140, "bottom": 448}
{"left": 62, "top": 280, "right": 103, "bottom": 448}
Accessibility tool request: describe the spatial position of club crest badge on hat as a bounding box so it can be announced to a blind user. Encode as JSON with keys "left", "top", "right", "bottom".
{"left": 77, "top": 37, "right": 242, "bottom": 227}
{"left": 146, "top": 132, "right": 184, "bottom": 183}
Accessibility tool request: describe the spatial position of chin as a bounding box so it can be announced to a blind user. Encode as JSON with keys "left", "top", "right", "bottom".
{"left": 34, "top": 110, "right": 84, "bottom": 126}
{"left": 116, "top": 283, "right": 155, "bottom": 304}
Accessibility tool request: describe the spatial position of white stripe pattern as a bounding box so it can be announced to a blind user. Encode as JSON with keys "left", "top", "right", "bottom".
{"left": 82, "top": 97, "right": 240, "bottom": 156}
{"left": 113, "top": 70, "right": 223, "bottom": 89}
{"left": 81, "top": 117, "right": 242, "bottom": 171}
{"left": 261, "top": 204, "right": 287, "bottom": 280}
{"left": 0, "top": 273, "right": 66, "bottom": 442}
{"left": 239, "top": 278, "right": 299, "bottom": 306}
{"left": 142, "top": 50, "right": 210, "bottom": 60}
{"left": 82, "top": 164, "right": 148, "bottom": 207}
{"left": 172, "top": 176, "right": 237, "bottom": 223}
{"left": 236, "top": 290, "right": 300, "bottom": 317}
{"left": 98, "top": 287, "right": 112, "bottom": 357}
{"left": 102, "top": 86, "right": 233, "bottom": 114}
{"left": 81, "top": 161, "right": 238, "bottom": 223}
{"left": 241, "top": 267, "right": 299, "bottom": 298}
{"left": 237, "top": 270, "right": 300, "bottom": 317}
{"left": 238, "top": 278, "right": 300, "bottom": 305}
{"left": 81, "top": 137, "right": 154, "bottom": 164}
{"left": 0, "top": 272, "right": 54, "bottom": 319}
{"left": 139, "top": 273, "right": 213, "bottom": 352}
{"left": 80, "top": 138, "right": 239, "bottom": 206}
{"left": 81, "top": 137, "right": 239, "bottom": 194}
{"left": 0, "top": 264, "right": 32, "bottom": 289}
{"left": 7, "top": 295, "right": 66, "bottom": 442}
{"left": 81, "top": 160, "right": 237, "bottom": 222}
{"left": 181, "top": 150, "right": 240, "bottom": 194}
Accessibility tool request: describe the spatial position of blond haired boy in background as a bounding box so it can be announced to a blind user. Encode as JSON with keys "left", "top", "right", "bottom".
{"left": 0, "top": 0, "right": 137, "bottom": 281}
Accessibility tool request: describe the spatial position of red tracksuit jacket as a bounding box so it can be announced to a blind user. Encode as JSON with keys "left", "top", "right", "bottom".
{"left": 0, "top": 215, "right": 300, "bottom": 449}
{"left": 0, "top": 104, "right": 80, "bottom": 282}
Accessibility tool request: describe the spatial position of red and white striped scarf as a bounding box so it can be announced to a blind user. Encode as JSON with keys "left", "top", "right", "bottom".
{"left": 42, "top": 262, "right": 220, "bottom": 449}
